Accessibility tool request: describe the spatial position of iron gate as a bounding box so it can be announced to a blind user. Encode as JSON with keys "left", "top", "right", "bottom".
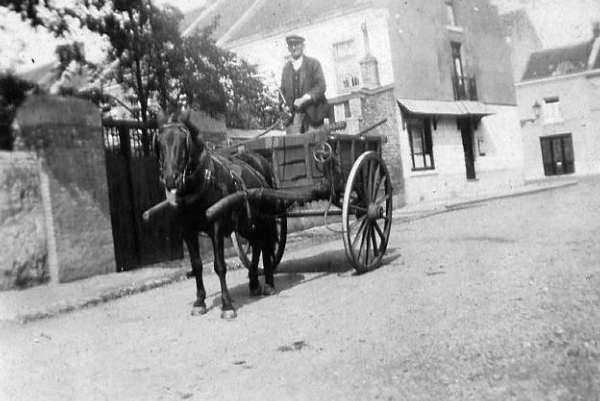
{"left": 102, "top": 118, "right": 183, "bottom": 271}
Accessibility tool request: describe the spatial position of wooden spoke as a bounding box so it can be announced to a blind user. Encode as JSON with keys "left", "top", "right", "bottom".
{"left": 372, "top": 165, "right": 383, "bottom": 199}
{"left": 349, "top": 204, "right": 367, "bottom": 213}
{"left": 365, "top": 160, "right": 373, "bottom": 201}
{"left": 351, "top": 218, "right": 368, "bottom": 249}
{"left": 375, "top": 192, "right": 392, "bottom": 205}
{"left": 370, "top": 225, "right": 379, "bottom": 258}
{"left": 364, "top": 224, "right": 372, "bottom": 266}
{"left": 349, "top": 214, "right": 367, "bottom": 233}
{"left": 373, "top": 221, "right": 385, "bottom": 242}
{"left": 357, "top": 221, "right": 369, "bottom": 262}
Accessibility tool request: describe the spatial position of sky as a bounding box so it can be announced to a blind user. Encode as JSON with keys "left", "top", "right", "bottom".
{"left": 0, "top": 0, "right": 598, "bottom": 73}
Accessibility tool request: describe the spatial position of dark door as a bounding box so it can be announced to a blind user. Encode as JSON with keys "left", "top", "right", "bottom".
{"left": 459, "top": 118, "right": 476, "bottom": 180}
{"left": 103, "top": 121, "right": 183, "bottom": 271}
{"left": 540, "top": 134, "right": 575, "bottom": 176}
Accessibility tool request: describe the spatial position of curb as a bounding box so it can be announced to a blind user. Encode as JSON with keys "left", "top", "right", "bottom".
{"left": 444, "top": 180, "right": 578, "bottom": 210}
{"left": 4, "top": 269, "right": 189, "bottom": 324}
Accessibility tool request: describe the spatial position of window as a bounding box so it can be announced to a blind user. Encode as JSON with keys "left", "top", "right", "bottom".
{"left": 333, "top": 101, "right": 352, "bottom": 122}
{"left": 333, "top": 40, "right": 360, "bottom": 92}
{"left": 451, "top": 41, "right": 463, "bottom": 77}
{"left": 540, "top": 134, "right": 574, "bottom": 175}
{"left": 445, "top": 1, "right": 458, "bottom": 26}
{"left": 407, "top": 117, "right": 435, "bottom": 170}
{"left": 543, "top": 97, "right": 562, "bottom": 123}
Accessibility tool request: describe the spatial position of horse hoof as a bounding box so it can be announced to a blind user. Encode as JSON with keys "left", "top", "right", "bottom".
{"left": 262, "top": 284, "right": 276, "bottom": 296}
{"left": 191, "top": 305, "right": 207, "bottom": 316}
{"left": 221, "top": 309, "right": 237, "bottom": 320}
{"left": 250, "top": 286, "right": 263, "bottom": 297}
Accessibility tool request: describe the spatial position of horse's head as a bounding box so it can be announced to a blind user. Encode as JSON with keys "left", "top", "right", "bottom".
{"left": 154, "top": 109, "right": 204, "bottom": 197}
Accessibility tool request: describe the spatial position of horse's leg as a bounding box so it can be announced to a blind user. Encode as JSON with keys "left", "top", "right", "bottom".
{"left": 261, "top": 222, "right": 277, "bottom": 296}
{"left": 184, "top": 232, "right": 207, "bottom": 316}
{"left": 210, "top": 223, "right": 236, "bottom": 319}
{"left": 248, "top": 243, "right": 262, "bottom": 297}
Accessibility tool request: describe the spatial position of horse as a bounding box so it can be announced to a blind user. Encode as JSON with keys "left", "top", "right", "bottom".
{"left": 153, "top": 111, "right": 281, "bottom": 319}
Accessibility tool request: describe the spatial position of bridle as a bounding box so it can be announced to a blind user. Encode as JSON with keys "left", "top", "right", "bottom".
{"left": 156, "top": 122, "right": 195, "bottom": 186}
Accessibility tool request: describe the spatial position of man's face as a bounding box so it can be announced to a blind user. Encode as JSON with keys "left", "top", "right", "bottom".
{"left": 288, "top": 42, "right": 304, "bottom": 59}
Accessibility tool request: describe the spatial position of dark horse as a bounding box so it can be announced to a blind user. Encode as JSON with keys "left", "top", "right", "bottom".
{"left": 154, "top": 111, "right": 280, "bottom": 319}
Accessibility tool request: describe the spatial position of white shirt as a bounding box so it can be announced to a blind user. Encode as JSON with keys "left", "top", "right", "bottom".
{"left": 292, "top": 56, "right": 304, "bottom": 71}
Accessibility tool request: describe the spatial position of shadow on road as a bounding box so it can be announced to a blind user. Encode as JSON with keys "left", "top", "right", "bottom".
{"left": 209, "top": 247, "right": 402, "bottom": 312}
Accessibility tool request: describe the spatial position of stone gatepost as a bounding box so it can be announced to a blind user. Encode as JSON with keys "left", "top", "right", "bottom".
{"left": 13, "top": 94, "right": 116, "bottom": 283}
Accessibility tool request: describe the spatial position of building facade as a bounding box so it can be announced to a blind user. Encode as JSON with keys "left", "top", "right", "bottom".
{"left": 184, "top": 0, "right": 523, "bottom": 205}
{"left": 516, "top": 23, "right": 600, "bottom": 180}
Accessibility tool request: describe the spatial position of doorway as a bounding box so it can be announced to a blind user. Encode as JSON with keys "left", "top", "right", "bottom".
{"left": 540, "top": 134, "right": 574, "bottom": 176}
{"left": 458, "top": 117, "right": 476, "bottom": 180}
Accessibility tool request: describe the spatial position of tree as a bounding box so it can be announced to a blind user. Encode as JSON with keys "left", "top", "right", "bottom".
{"left": 180, "top": 22, "right": 279, "bottom": 129}
{"left": 77, "top": 0, "right": 185, "bottom": 124}
{"left": 0, "top": 72, "right": 35, "bottom": 150}
{"left": 2, "top": 0, "right": 280, "bottom": 129}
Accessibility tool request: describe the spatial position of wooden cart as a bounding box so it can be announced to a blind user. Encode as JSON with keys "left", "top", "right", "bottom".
{"left": 224, "top": 122, "right": 393, "bottom": 273}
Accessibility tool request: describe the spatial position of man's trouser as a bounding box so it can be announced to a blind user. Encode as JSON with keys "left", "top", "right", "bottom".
{"left": 286, "top": 112, "right": 323, "bottom": 134}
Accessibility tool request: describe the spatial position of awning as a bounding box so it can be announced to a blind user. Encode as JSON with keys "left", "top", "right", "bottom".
{"left": 397, "top": 98, "right": 494, "bottom": 117}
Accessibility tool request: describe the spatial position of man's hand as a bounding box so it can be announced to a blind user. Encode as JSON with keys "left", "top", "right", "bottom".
{"left": 293, "top": 94, "right": 312, "bottom": 109}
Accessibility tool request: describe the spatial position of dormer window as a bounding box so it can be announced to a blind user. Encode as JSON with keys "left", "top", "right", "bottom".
{"left": 445, "top": 1, "right": 458, "bottom": 27}
{"left": 543, "top": 97, "right": 562, "bottom": 123}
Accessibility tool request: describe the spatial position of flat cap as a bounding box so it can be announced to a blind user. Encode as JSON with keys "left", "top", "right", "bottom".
{"left": 285, "top": 34, "right": 305, "bottom": 45}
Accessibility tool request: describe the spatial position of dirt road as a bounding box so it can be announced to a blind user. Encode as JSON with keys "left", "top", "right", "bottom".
{"left": 1, "top": 178, "right": 599, "bottom": 401}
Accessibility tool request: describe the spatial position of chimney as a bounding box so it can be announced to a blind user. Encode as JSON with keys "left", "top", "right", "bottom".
{"left": 359, "top": 22, "right": 381, "bottom": 89}
{"left": 593, "top": 21, "right": 600, "bottom": 38}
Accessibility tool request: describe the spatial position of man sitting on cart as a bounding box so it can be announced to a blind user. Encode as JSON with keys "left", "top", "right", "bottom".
{"left": 280, "top": 34, "right": 329, "bottom": 134}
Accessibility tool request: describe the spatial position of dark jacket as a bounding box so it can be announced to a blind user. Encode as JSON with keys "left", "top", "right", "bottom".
{"left": 280, "top": 56, "right": 328, "bottom": 127}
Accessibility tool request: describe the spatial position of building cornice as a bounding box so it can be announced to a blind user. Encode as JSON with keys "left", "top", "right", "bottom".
{"left": 516, "top": 68, "right": 600, "bottom": 87}
{"left": 328, "top": 84, "right": 396, "bottom": 104}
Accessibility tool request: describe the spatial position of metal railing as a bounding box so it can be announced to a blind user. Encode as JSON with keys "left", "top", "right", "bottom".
{"left": 452, "top": 75, "right": 478, "bottom": 101}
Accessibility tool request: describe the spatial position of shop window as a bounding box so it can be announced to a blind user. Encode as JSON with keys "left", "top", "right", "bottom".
{"left": 407, "top": 117, "right": 435, "bottom": 170}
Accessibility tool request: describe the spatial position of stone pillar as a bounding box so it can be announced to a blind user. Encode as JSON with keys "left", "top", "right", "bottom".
{"left": 13, "top": 95, "right": 116, "bottom": 283}
{"left": 358, "top": 87, "right": 405, "bottom": 205}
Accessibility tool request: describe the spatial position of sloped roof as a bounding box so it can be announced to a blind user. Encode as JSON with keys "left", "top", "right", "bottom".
{"left": 397, "top": 99, "right": 493, "bottom": 117}
{"left": 19, "top": 62, "right": 57, "bottom": 86}
{"left": 181, "top": 0, "right": 373, "bottom": 43}
{"left": 522, "top": 40, "right": 595, "bottom": 81}
{"left": 180, "top": 0, "right": 258, "bottom": 39}
{"left": 224, "top": 0, "right": 372, "bottom": 43}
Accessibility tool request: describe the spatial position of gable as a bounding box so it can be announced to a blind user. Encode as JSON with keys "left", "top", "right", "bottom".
{"left": 522, "top": 41, "right": 594, "bottom": 81}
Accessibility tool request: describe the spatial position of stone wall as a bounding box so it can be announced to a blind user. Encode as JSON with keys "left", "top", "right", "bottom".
{"left": 13, "top": 95, "right": 115, "bottom": 283}
{"left": 0, "top": 152, "right": 48, "bottom": 290}
{"left": 359, "top": 86, "right": 405, "bottom": 203}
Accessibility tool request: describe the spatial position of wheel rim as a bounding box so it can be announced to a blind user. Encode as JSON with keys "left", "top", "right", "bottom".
{"left": 342, "top": 151, "right": 393, "bottom": 272}
{"left": 232, "top": 216, "right": 287, "bottom": 271}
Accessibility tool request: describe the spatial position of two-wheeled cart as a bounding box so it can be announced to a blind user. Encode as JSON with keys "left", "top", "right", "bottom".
{"left": 215, "top": 120, "right": 393, "bottom": 273}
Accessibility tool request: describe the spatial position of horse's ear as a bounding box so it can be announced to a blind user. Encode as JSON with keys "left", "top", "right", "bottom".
{"left": 156, "top": 109, "right": 168, "bottom": 127}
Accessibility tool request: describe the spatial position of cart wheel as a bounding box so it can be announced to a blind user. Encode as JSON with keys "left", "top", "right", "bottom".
{"left": 231, "top": 216, "right": 287, "bottom": 272}
{"left": 342, "top": 151, "right": 393, "bottom": 273}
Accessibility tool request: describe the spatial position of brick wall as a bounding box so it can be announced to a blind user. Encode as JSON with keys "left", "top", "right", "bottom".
{"left": 13, "top": 95, "right": 115, "bottom": 283}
